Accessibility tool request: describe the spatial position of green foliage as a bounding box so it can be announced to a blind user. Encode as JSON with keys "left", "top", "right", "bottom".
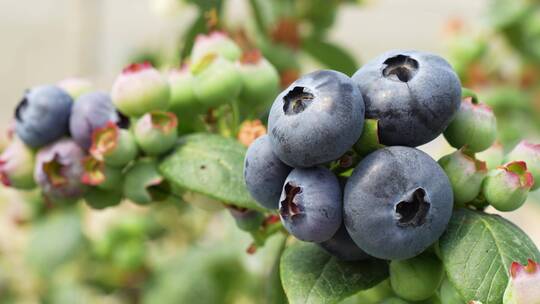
{"left": 280, "top": 241, "right": 389, "bottom": 304}
{"left": 439, "top": 209, "right": 540, "bottom": 304}
{"left": 26, "top": 208, "right": 84, "bottom": 275}
{"left": 159, "top": 133, "right": 262, "bottom": 211}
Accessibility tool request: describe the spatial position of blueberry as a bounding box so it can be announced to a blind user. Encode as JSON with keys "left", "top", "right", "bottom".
{"left": 70, "top": 92, "right": 119, "bottom": 150}
{"left": 14, "top": 85, "right": 73, "bottom": 148}
{"left": 344, "top": 146, "right": 453, "bottom": 260}
{"left": 319, "top": 224, "right": 369, "bottom": 261}
{"left": 244, "top": 135, "right": 292, "bottom": 209}
{"left": 279, "top": 166, "right": 342, "bottom": 242}
{"left": 352, "top": 50, "right": 461, "bottom": 147}
{"left": 34, "top": 139, "right": 87, "bottom": 201}
{"left": 268, "top": 70, "right": 365, "bottom": 167}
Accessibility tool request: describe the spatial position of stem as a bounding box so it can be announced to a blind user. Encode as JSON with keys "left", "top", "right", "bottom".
{"left": 231, "top": 100, "right": 241, "bottom": 136}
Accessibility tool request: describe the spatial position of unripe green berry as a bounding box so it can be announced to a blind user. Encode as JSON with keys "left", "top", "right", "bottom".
{"left": 444, "top": 96, "right": 497, "bottom": 153}
{"left": 168, "top": 66, "right": 206, "bottom": 133}
{"left": 134, "top": 111, "right": 178, "bottom": 156}
{"left": 111, "top": 62, "right": 170, "bottom": 117}
{"left": 123, "top": 158, "right": 169, "bottom": 205}
{"left": 81, "top": 156, "right": 122, "bottom": 191}
{"left": 0, "top": 137, "right": 36, "bottom": 190}
{"left": 90, "top": 122, "right": 138, "bottom": 168}
{"left": 438, "top": 149, "right": 487, "bottom": 207}
{"left": 440, "top": 279, "right": 464, "bottom": 304}
{"left": 227, "top": 206, "right": 264, "bottom": 232}
{"left": 506, "top": 140, "right": 540, "bottom": 190}
{"left": 191, "top": 31, "right": 242, "bottom": 62}
{"left": 192, "top": 54, "right": 242, "bottom": 108}
{"left": 390, "top": 252, "right": 444, "bottom": 301}
{"left": 354, "top": 119, "right": 385, "bottom": 156}
{"left": 482, "top": 161, "right": 534, "bottom": 211}
{"left": 237, "top": 50, "right": 279, "bottom": 112}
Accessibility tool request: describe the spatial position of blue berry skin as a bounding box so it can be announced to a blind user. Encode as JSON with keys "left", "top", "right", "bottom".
{"left": 319, "top": 224, "right": 370, "bottom": 261}
{"left": 344, "top": 146, "right": 453, "bottom": 260}
{"left": 268, "top": 70, "right": 365, "bottom": 168}
{"left": 279, "top": 167, "right": 342, "bottom": 243}
{"left": 70, "top": 92, "right": 119, "bottom": 150}
{"left": 352, "top": 50, "right": 461, "bottom": 147}
{"left": 15, "top": 85, "right": 73, "bottom": 148}
{"left": 244, "top": 135, "right": 292, "bottom": 209}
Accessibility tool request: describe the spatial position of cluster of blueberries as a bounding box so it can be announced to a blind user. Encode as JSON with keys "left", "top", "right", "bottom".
{"left": 244, "top": 50, "right": 540, "bottom": 263}
{"left": 0, "top": 31, "right": 279, "bottom": 209}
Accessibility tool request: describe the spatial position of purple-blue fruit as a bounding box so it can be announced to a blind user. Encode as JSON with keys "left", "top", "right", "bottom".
{"left": 34, "top": 139, "right": 86, "bottom": 200}
{"left": 279, "top": 167, "right": 342, "bottom": 242}
{"left": 70, "top": 92, "right": 119, "bottom": 150}
{"left": 244, "top": 135, "right": 292, "bottom": 209}
{"left": 268, "top": 70, "right": 365, "bottom": 167}
{"left": 319, "top": 224, "right": 370, "bottom": 261}
{"left": 14, "top": 85, "right": 73, "bottom": 148}
{"left": 344, "top": 146, "right": 453, "bottom": 260}
{"left": 352, "top": 50, "right": 461, "bottom": 147}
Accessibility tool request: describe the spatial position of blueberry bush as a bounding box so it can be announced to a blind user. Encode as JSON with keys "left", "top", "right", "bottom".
{"left": 1, "top": 0, "right": 540, "bottom": 303}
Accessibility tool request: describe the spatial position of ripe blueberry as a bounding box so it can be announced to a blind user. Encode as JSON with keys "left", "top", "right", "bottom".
{"left": 352, "top": 50, "right": 461, "bottom": 147}
{"left": 279, "top": 167, "right": 342, "bottom": 242}
{"left": 70, "top": 92, "right": 119, "bottom": 150}
{"left": 243, "top": 135, "right": 292, "bottom": 209}
{"left": 319, "top": 224, "right": 369, "bottom": 261}
{"left": 344, "top": 146, "right": 453, "bottom": 260}
{"left": 14, "top": 85, "right": 73, "bottom": 148}
{"left": 268, "top": 70, "right": 365, "bottom": 167}
{"left": 34, "top": 139, "right": 87, "bottom": 200}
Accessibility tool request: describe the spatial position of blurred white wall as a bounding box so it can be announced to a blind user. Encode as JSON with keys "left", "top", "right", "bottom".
{"left": 0, "top": 0, "right": 488, "bottom": 130}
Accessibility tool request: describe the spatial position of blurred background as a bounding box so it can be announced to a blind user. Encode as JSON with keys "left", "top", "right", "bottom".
{"left": 0, "top": 0, "right": 539, "bottom": 303}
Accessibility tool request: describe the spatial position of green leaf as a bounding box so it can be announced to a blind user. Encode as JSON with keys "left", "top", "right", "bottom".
{"left": 26, "top": 208, "right": 84, "bottom": 274}
{"left": 439, "top": 209, "right": 540, "bottom": 304}
{"left": 302, "top": 38, "right": 358, "bottom": 76}
{"left": 280, "top": 241, "right": 389, "bottom": 304}
{"left": 159, "top": 133, "right": 262, "bottom": 211}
